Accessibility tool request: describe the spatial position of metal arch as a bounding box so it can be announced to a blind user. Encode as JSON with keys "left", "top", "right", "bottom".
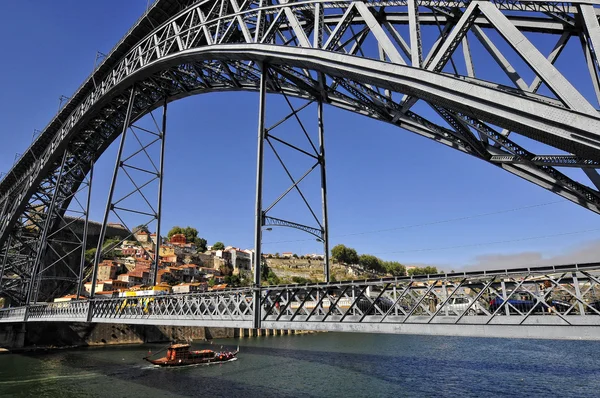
{"left": 263, "top": 216, "right": 324, "bottom": 240}
{"left": 3, "top": 1, "right": 600, "bottom": 300}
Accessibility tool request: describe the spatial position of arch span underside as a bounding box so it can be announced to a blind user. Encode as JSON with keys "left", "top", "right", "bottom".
{"left": 2, "top": 0, "right": 600, "bottom": 302}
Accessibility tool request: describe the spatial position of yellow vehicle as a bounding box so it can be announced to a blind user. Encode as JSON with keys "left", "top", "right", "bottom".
{"left": 115, "top": 285, "right": 172, "bottom": 314}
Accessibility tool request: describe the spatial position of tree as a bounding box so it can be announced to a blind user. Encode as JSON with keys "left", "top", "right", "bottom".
{"left": 85, "top": 248, "right": 97, "bottom": 264}
{"left": 292, "top": 253, "right": 299, "bottom": 259}
{"left": 331, "top": 244, "right": 359, "bottom": 265}
{"left": 194, "top": 237, "right": 207, "bottom": 252}
{"left": 292, "top": 276, "right": 311, "bottom": 284}
{"left": 408, "top": 266, "right": 439, "bottom": 276}
{"left": 359, "top": 254, "right": 383, "bottom": 272}
{"left": 260, "top": 263, "right": 280, "bottom": 285}
{"left": 182, "top": 227, "right": 198, "bottom": 242}
{"left": 224, "top": 274, "right": 241, "bottom": 286}
{"left": 167, "top": 226, "right": 207, "bottom": 251}
{"left": 167, "top": 226, "right": 184, "bottom": 239}
{"left": 212, "top": 242, "right": 225, "bottom": 251}
{"left": 382, "top": 261, "right": 406, "bottom": 277}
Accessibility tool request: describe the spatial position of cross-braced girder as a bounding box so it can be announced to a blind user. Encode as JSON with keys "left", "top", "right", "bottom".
{"left": 2, "top": 262, "right": 600, "bottom": 340}
{"left": 3, "top": 0, "right": 600, "bottom": 302}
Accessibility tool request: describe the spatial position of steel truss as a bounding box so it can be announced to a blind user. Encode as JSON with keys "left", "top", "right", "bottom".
{"left": 3, "top": 262, "right": 600, "bottom": 339}
{"left": 3, "top": 1, "right": 600, "bottom": 304}
{"left": 1, "top": 149, "right": 93, "bottom": 307}
{"left": 253, "top": 63, "right": 331, "bottom": 328}
{"left": 90, "top": 88, "right": 167, "bottom": 303}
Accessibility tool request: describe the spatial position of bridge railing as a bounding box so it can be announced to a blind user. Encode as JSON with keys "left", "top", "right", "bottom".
{"left": 89, "top": 289, "right": 254, "bottom": 325}
{"left": 27, "top": 301, "right": 90, "bottom": 321}
{"left": 3, "top": 263, "right": 600, "bottom": 332}
{"left": 260, "top": 264, "right": 600, "bottom": 326}
{"left": 0, "top": 307, "right": 26, "bottom": 322}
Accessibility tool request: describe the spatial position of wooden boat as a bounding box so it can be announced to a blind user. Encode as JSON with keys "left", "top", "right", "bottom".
{"left": 143, "top": 343, "right": 238, "bottom": 367}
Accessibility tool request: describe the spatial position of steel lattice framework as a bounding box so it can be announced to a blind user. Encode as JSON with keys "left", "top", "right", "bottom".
{"left": 3, "top": 0, "right": 600, "bottom": 309}
{"left": 2, "top": 262, "right": 600, "bottom": 339}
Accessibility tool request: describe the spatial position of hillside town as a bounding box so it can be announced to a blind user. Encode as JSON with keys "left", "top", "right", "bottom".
{"left": 48, "top": 220, "right": 440, "bottom": 304}
{"left": 54, "top": 225, "right": 327, "bottom": 302}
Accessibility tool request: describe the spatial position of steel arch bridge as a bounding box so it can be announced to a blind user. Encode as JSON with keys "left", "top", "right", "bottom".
{"left": 3, "top": 0, "right": 600, "bottom": 339}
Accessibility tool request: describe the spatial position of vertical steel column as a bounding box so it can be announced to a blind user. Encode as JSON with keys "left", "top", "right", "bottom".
{"left": 501, "top": 281, "right": 509, "bottom": 316}
{"left": 26, "top": 150, "right": 69, "bottom": 308}
{"left": 76, "top": 161, "right": 94, "bottom": 299}
{"left": 89, "top": 88, "right": 136, "bottom": 308}
{"left": 152, "top": 98, "right": 167, "bottom": 286}
{"left": 0, "top": 235, "right": 12, "bottom": 290}
{"left": 572, "top": 272, "right": 586, "bottom": 316}
{"left": 253, "top": 63, "right": 268, "bottom": 329}
{"left": 0, "top": 196, "right": 8, "bottom": 229}
{"left": 317, "top": 99, "right": 330, "bottom": 282}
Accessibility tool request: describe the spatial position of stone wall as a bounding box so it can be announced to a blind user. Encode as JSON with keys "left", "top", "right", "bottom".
{"left": 0, "top": 322, "right": 240, "bottom": 349}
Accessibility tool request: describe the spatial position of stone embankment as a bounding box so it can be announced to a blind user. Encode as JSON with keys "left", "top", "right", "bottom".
{"left": 0, "top": 322, "right": 317, "bottom": 351}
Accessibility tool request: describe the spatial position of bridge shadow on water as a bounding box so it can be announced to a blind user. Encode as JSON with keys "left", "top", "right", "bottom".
{"left": 12, "top": 334, "right": 600, "bottom": 397}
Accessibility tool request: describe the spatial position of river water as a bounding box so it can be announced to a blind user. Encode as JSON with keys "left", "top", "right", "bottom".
{"left": 0, "top": 332, "right": 598, "bottom": 397}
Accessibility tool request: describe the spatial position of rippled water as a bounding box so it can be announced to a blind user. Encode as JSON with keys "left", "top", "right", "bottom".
{"left": 0, "top": 333, "right": 598, "bottom": 397}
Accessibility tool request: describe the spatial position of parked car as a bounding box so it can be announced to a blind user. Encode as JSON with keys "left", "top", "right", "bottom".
{"left": 356, "top": 296, "right": 394, "bottom": 315}
{"left": 489, "top": 291, "right": 570, "bottom": 314}
{"left": 437, "top": 296, "right": 485, "bottom": 315}
{"left": 585, "top": 300, "right": 600, "bottom": 314}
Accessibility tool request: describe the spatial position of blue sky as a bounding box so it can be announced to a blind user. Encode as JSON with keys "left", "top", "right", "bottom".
{"left": 1, "top": 1, "right": 600, "bottom": 270}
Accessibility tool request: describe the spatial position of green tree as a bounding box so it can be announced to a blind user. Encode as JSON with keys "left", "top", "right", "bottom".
{"left": 194, "top": 237, "right": 207, "bottom": 252}
{"left": 359, "top": 254, "right": 383, "bottom": 272}
{"left": 85, "top": 248, "right": 97, "bottom": 264}
{"left": 266, "top": 270, "right": 280, "bottom": 285}
{"left": 331, "top": 244, "right": 359, "bottom": 265}
{"left": 408, "top": 266, "right": 439, "bottom": 276}
{"left": 208, "top": 278, "right": 216, "bottom": 287}
{"left": 260, "top": 263, "right": 280, "bottom": 285}
{"left": 382, "top": 261, "right": 406, "bottom": 276}
{"left": 182, "top": 227, "right": 198, "bottom": 242}
{"left": 167, "top": 226, "right": 207, "bottom": 251}
{"left": 167, "top": 226, "right": 184, "bottom": 239}
{"left": 292, "top": 253, "right": 299, "bottom": 259}
{"left": 224, "top": 274, "right": 241, "bottom": 286}
{"left": 212, "top": 241, "right": 225, "bottom": 250}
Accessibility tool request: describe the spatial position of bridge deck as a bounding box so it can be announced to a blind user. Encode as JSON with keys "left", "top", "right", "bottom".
{"left": 2, "top": 263, "right": 600, "bottom": 340}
